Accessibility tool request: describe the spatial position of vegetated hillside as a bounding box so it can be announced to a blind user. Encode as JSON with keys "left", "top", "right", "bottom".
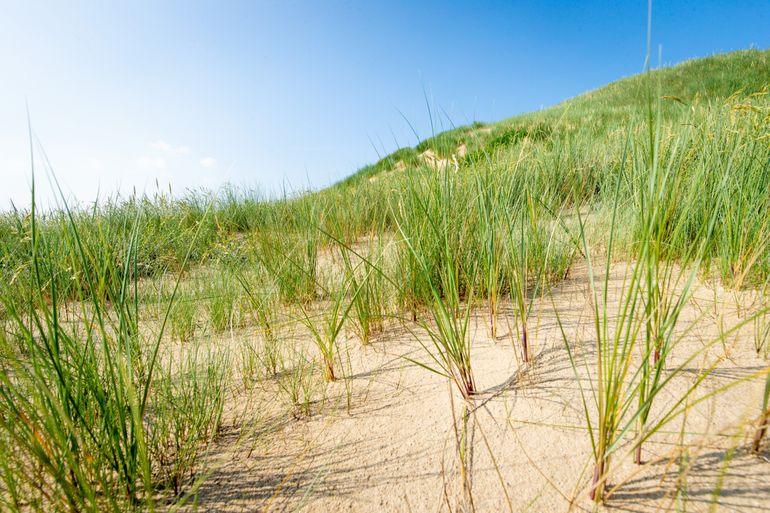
{"left": 339, "top": 48, "right": 770, "bottom": 186}
{"left": 1, "top": 47, "right": 770, "bottom": 512}
{"left": 1, "top": 48, "right": 767, "bottom": 302}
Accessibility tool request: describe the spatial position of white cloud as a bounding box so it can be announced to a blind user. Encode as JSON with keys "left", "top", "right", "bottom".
{"left": 199, "top": 157, "right": 217, "bottom": 169}
{"left": 136, "top": 156, "right": 167, "bottom": 170}
{"left": 149, "top": 140, "right": 190, "bottom": 155}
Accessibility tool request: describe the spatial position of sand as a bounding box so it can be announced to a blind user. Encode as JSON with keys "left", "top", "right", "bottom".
{"left": 176, "top": 262, "right": 770, "bottom": 512}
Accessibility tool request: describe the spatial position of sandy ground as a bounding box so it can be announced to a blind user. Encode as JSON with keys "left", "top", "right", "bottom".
{"left": 177, "top": 262, "right": 770, "bottom": 513}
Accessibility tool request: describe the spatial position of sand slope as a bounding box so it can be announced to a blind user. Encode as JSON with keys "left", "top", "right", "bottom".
{"left": 181, "top": 262, "right": 770, "bottom": 512}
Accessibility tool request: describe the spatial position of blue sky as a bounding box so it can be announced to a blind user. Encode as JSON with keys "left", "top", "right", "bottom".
{"left": 1, "top": 0, "right": 768, "bottom": 210}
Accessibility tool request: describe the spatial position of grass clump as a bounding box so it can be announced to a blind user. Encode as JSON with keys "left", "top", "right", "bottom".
{"left": 170, "top": 294, "right": 198, "bottom": 342}
{"left": 147, "top": 345, "right": 226, "bottom": 496}
{"left": 340, "top": 236, "right": 389, "bottom": 345}
{"left": 0, "top": 159, "right": 225, "bottom": 511}
{"left": 296, "top": 273, "right": 361, "bottom": 382}
{"left": 394, "top": 168, "right": 477, "bottom": 399}
{"left": 2, "top": 46, "right": 770, "bottom": 511}
{"left": 203, "top": 267, "right": 242, "bottom": 333}
{"left": 239, "top": 282, "right": 283, "bottom": 379}
{"left": 277, "top": 346, "right": 317, "bottom": 419}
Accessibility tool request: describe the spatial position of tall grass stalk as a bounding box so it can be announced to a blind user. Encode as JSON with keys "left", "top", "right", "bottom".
{"left": 238, "top": 277, "right": 282, "bottom": 377}
{"left": 394, "top": 168, "right": 477, "bottom": 399}
{"left": 0, "top": 149, "right": 211, "bottom": 510}
{"left": 147, "top": 345, "right": 226, "bottom": 495}
{"left": 505, "top": 187, "right": 561, "bottom": 364}
{"left": 277, "top": 346, "right": 317, "bottom": 419}
{"left": 630, "top": 59, "right": 733, "bottom": 466}
{"left": 474, "top": 167, "right": 504, "bottom": 339}
{"left": 204, "top": 267, "right": 242, "bottom": 333}
{"left": 340, "top": 235, "right": 387, "bottom": 345}
{"left": 256, "top": 227, "right": 318, "bottom": 305}
{"left": 565, "top": 124, "right": 740, "bottom": 501}
{"left": 170, "top": 294, "right": 198, "bottom": 342}
{"left": 296, "top": 271, "right": 363, "bottom": 382}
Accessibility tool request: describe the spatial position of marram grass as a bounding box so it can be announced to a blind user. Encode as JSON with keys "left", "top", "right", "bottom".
{"left": 0, "top": 49, "right": 769, "bottom": 509}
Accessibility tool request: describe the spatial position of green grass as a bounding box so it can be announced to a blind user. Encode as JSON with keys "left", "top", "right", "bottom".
{"left": 1, "top": 48, "right": 769, "bottom": 509}
{"left": 0, "top": 170, "right": 213, "bottom": 511}
{"left": 393, "top": 167, "right": 479, "bottom": 399}
{"left": 277, "top": 344, "right": 317, "bottom": 419}
{"left": 340, "top": 235, "right": 389, "bottom": 345}
{"left": 170, "top": 293, "right": 198, "bottom": 342}
{"left": 147, "top": 344, "right": 226, "bottom": 496}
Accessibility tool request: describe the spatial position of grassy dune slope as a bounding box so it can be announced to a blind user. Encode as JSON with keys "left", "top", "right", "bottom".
{"left": 1, "top": 48, "right": 770, "bottom": 512}
{"left": 339, "top": 48, "right": 770, "bottom": 186}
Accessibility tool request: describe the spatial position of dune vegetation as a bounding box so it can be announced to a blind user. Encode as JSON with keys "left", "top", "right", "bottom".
{"left": 1, "top": 48, "right": 769, "bottom": 512}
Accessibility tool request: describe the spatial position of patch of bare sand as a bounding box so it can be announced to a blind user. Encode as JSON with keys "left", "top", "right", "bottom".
{"left": 181, "top": 262, "right": 770, "bottom": 512}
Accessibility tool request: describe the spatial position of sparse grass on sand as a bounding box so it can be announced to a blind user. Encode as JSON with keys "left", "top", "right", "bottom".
{"left": 0, "top": 48, "right": 769, "bottom": 512}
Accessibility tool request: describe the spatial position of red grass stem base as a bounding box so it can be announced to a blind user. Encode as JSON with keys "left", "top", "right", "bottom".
{"left": 589, "top": 459, "right": 605, "bottom": 502}
{"left": 752, "top": 409, "right": 770, "bottom": 453}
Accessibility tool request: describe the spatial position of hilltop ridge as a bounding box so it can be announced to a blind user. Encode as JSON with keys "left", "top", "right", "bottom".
{"left": 339, "top": 48, "right": 770, "bottom": 187}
